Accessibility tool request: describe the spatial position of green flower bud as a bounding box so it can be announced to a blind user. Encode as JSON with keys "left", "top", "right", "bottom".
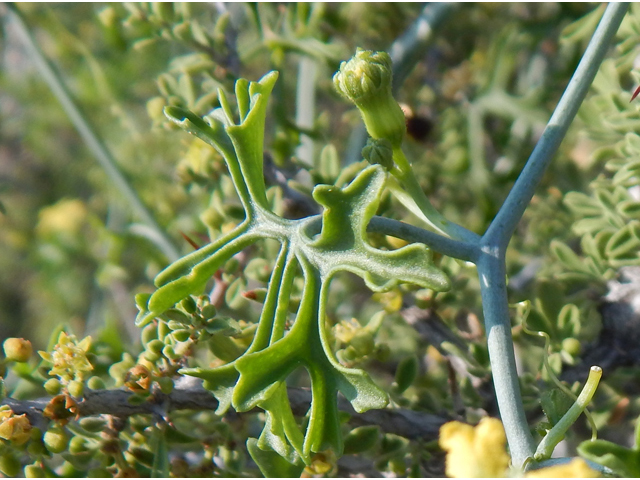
{"left": 67, "top": 379, "right": 84, "bottom": 398}
{"left": 79, "top": 417, "right": 106, "bottom": 432}
{"left": 44, "top": 378, "right": 62, "bottom": 395}
{"left": 87, "top": 376, "right": 106, "bottom": 390}
{"left": 334, "top": 49, "right": 406, "bottom": 146}
{"left": 562, "top": 337, "right": 582, "bottom": 357}
{"left": 43, "top": 426, "right": 69, "bottom": 454}
{"left": 68, "top": 436, "right": 89, "bottom": 454}
{"left": 157, "top": 377, "right": 174, "bottom": 395}
{"left": 24, "top": 464, "right": 45, "bottom": 478}
{"left": 350, "top": 330, "right": 375, "bottom": 356}
{"left": 201, "top": 304, "right": 217, "bottom": 320}
{"left": 362, "top": 138, "right": 394, "bottom": 170}
{"left": 130, "top": 447, "right": 155, "bottom": 467}
{"left": 0, "top": 452, "right": 21, "bottom": 477}
{"left": 27, "top": 439, "right": 47, "bottom": 457}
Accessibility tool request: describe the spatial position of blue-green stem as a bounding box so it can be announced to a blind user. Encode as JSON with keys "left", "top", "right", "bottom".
{"left": 527, "top": 457, "right": 613, "bottom": 476}
{"left": 4, "top": 4, "right": 181, "bottom": 262}
{"left": 534, "top": 366, "right": 603, "bottom": 461}
{"left": 477, "top": 3, "right": 628, "bottom": 468}
{"left": 368, "top": 3, "right": 627, "bottom": 469}
{"left": 484, "top": 2, "right": 630, "bottom": 249}
{"left": 389, "top": 3, "right": 456, "bottom": 94}
{"left": 367, "top": 216, "right": 478, "bottom": 262}
{"left": 476, "top": 248, "right": 536, "bottom": 466}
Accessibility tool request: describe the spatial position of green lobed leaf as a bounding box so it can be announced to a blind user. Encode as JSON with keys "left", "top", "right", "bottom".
{"left": 247, "top": 438, "right": 305, "bottom": 478}
{"left": 578, "top": 439, "right": 640, "bottom": 478}
{"left": 540, "top": 388, "right": 574, "bottom": 427}
{"left": 144, "top": 70, "right": 453, "bottom": 471}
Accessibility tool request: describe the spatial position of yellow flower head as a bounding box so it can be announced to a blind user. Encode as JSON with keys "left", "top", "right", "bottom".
{"left": 0, "top": 407, "right": 32, "bottom": 445}
{"left": 439, "top": 418, "right": 511, "bottom": 478}
{"left": 526, "top": 459, "right": 600, "bottom": 478}
{"left": 439, "top": 418, "right": 601, "bottom": 478}
{"left": 39, "top": 332, "right": 93, "bottom": 384}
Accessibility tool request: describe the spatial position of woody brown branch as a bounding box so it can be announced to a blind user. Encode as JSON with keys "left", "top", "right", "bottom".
{"left": 2, "top": 378, "right": 448, "bottom": 441}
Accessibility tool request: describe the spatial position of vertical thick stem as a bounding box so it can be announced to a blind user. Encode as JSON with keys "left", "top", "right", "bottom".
{"left": 477, "top": 249, "right": 535, "bottom": 467}
{"left": 476, "top": 3, "right": 629, "bottom": 470}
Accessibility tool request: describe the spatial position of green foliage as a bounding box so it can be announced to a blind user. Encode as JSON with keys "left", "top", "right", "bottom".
{"left": 1, "top": 2, "right": 640, "bottom": 478}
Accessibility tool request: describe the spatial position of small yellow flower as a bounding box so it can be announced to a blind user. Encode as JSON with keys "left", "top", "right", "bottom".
{"left": 439, "top": 419, "right": 600, "bottom": 478}
{"left": 333, "top": 318, "right": 360, "bottom": 344}
{"left": 39, "top": 332, "right": 93, "bottom": 383}
{"left": 0, "top": 407, "right": 32, "bottom": 445}
{"left": 440, "top": 418, "right": 511, "bottom": 478}
{"left": 526, "top": 459, "right": 600, "bottom": 478}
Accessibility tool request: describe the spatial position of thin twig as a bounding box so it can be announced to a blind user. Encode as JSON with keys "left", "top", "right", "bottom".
{"left": 3, "top": 4, "right": 181, "bottom": 262}
{"left": 1, "top": 382, "right": 448, "bottom": 442}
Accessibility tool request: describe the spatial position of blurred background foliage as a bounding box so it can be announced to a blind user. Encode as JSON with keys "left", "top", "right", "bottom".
{"left": 1, "top": 2, "right": 640, "bottom": 477}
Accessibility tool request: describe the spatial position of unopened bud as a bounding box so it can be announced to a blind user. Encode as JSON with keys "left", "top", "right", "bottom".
{"left": 3, "top": 338, "right": 32, "bottom": 363}
{"left": 362, "top": 138, "right": 394, "bottom": 170}
{"left": 334, "top": 49, "right": 406, "bottom": 147}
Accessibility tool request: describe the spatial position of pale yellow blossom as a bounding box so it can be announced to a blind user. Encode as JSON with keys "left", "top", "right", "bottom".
{"left": 36, "top": 199, "right": 88, "bottom": 238}
{"left": 440, "top": 418, "right": 511, "bottom": 478}
{"left": 0, "top": 407, "right": 31, "bottom": 445}
{"left": 39, "top": 332, "right": 93, "bottom": 383}
{"left": 526, "top": 458, "right": 599, "bottom": 478}
{"left": 439, "top": 419, "right": 600, "bottom": 478}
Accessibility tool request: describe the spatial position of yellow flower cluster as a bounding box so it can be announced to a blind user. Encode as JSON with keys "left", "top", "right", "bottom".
{"left": 439, "top": 418, "right": 600, "bottom": 478}
{"left": 36, "top": 198, "right": 88, "bottom": 238}
{"left": 39, "top": 332, "right": 93, "bottom": 384}
{"left": 0, "top": 407, "right": 31, "bottom": 445}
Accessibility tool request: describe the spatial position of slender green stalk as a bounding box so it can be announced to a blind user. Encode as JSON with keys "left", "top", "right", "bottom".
{"left": 5, "top": 4, "right": 181, "bottom": 262}
{"left": 534, "top": 366, "right": 603, "bottom": 461}
{"left": 390, "top": 148, "right": 480, "bottom": 242}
